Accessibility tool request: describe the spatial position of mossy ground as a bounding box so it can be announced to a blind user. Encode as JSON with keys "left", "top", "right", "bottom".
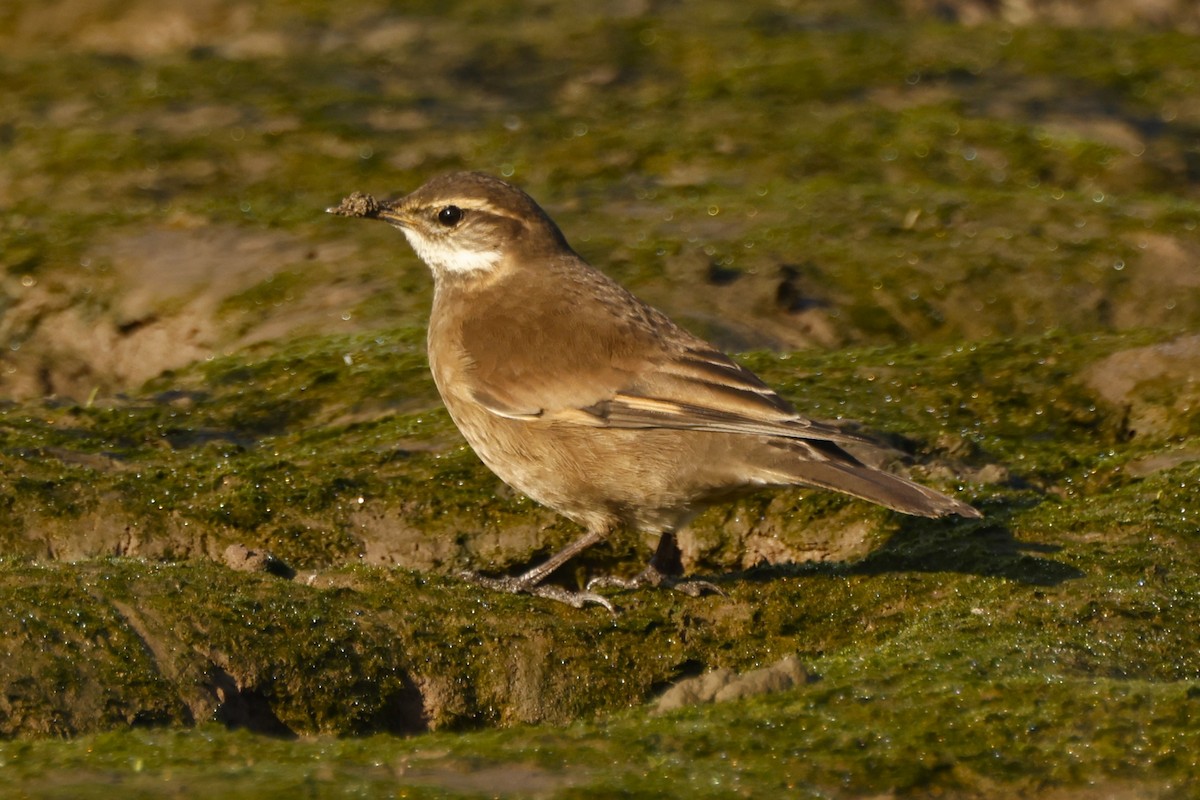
{"left": 2, "top": 0, "right": 1199, "bottom": 796}
{"left": 1, "top": 324, "right": 1197, "bottom": 796}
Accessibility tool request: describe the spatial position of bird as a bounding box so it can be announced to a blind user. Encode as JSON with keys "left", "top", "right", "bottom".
{"left": 328, "top": 172, "right": 980, "bottom": 610}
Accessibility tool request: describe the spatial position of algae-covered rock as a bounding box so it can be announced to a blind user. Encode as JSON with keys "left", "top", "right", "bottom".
{"left": 654, "top": 654, "right": 813, "bottom": 713}
{"left": 1079, "top": 332, "right": 1200, "bottom": 440}
{"left": 1, "top": 0, "right": 1200, "bottom": 795}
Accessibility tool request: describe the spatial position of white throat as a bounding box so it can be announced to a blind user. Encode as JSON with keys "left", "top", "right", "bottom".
{"left": 402, "top": 230, "right": 501, "bottom": 274}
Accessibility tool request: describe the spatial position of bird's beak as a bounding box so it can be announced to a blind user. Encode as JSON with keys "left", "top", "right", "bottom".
{"left": 374, "top": 203, "right": 411, "bottom": 228}
{"left": 326, "top": 192, "right": 409, "bottom": 228}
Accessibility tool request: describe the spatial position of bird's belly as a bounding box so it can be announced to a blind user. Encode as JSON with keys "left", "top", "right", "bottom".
{"left": 444, "top": 402, "right": 744, "bottom": 533}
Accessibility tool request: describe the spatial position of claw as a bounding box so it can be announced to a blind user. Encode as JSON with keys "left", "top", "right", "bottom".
{"left": 459, "top": 571, "right": 617, "bottom": 614}
{"left": 587, "top": 565, "right": 725, "bottom": 597}
{"left": 669, "top": 578, "right": 724, "bottom": 597}
{"left": 530, "top": 583, "right": 616, "bottom": 613}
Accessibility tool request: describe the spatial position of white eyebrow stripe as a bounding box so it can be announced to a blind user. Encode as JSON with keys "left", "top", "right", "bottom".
{"left": 419, "top": 197, "right": 509, "bottom": 217}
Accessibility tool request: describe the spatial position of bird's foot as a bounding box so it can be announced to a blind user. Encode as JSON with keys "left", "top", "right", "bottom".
{"left": 586, "top": 565, "right": 724, "bottom": 597}
{"left": 459, "top": 571, "right": 616, "bottom": 613}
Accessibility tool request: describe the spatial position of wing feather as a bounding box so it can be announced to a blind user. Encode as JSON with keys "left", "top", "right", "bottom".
{"left": 469, "top": 342, "right": 878, "bottom": 448}
{"left": 449, "top": 260, "right": 876, "bottom": 448}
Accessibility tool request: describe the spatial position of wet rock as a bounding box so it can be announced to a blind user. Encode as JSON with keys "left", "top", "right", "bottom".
{"left": 1078, "top": 333, "right": 1200, "bottom": 440}
{"left": 222, "top": 544, "right": 295, "bottom": 579}
{"left": 1124, "top": 449, "right": 1200, "bottom": 477}
{"left": 655, "top": 654, "right": 813, "bottom": 714}
{"left": 903, "top": 0, "right": 1200, "bottom": 31}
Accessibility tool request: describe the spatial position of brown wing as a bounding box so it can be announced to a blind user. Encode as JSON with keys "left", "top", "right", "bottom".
{"left": 453, "top": 258, "right": 875, "bottom": 448}
{"left": 497, "top": 346, "right": 875, "bottom": 445}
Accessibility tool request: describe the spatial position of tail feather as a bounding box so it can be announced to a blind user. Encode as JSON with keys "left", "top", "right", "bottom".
{"left": 755, "top": 449, "right": 981, "bottom": 519}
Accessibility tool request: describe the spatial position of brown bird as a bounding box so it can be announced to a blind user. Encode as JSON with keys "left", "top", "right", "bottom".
{"left": 329, "top": 172, "right": 980, "bottom": 610}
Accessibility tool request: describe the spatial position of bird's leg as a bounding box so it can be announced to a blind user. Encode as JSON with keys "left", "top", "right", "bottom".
{"left": 647, "top": 530, "right": 684, "bottom": 577}
{"left": 587, "top": 532, "right": 724, "bottom": 597}
{"left": 461, "top": 527, "right": 616, "bottom": 612}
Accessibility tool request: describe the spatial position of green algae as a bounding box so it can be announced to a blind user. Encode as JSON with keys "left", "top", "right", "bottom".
{"left": 1, "top": 587, "right": 1197, "bottom": 797}
{"left": 0, "top": 329, "right": 1197, "bottom": 748}
{"left": 0, "top": 326, "right": 1179, "bottom": 570}
{"left": 2, "top": 0, "right": 1200, "bottom": 795}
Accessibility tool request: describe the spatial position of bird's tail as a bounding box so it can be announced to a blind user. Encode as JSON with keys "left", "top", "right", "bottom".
{"left": 752, "top": 444, "right": 981, "bottom": 519}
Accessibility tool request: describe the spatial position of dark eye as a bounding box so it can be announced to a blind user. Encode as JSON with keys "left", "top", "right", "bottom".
{"left": 437, "top": 205, "right": 463, "bottom": 227}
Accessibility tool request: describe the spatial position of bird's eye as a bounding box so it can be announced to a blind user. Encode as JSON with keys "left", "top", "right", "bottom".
{"left": 437, "top": 205, "right": 463, "bottom": 227}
